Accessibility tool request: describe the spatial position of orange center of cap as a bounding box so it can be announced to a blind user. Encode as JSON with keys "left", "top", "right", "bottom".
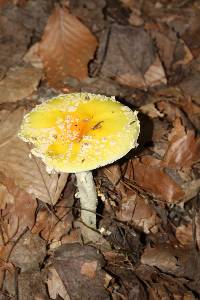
{"left": 65, "top": 115, "right": 92, "bottom": 142}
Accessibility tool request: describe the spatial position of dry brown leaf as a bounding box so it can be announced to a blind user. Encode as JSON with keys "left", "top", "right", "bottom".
{"left": 18, "top": 271, "right": 49, "bottom": 300}
{"left": 32, "top": 199, "right": 73, "bottom": 243}
{"left": 81, "top": 261, "right": 98, "bottom": 279}
{"left": 54, "top": 243, "right": 110, "bottom": 299}
{"left": 195, "top": 213, "right": 200, "bottom": 251}
{"left": 117, "top": 191, "right": 160, "bottom": 234}
{"left": 141, "top": 245, "right": 200, "bottom": 282}
{"left": 61, "top": 228, "right": 82, "bottom": 245}
{"left": 0, "top": 244, "right": 13, "bottom": 287}
{"left": 145, "top": 22, "right": 177, "bottom": 72}
{"left": 23, "top": 43, "right": 43, "bottom": 69}
{"left": 140, "top": 103, "right": 164, "bottom": 119}
{"left": 47, "top": 267, "right": 70, "bottom": 300}
{"left": 32, "top": 182, "right": 75, "bottom": 243}
{"left": 132, "top": 156, "right": 184, "bottom": 203}
{"left": 0, "top": 107, "right": 68, "bottom": 204}
{"left": 141, "top": 246, "right": 179, "bottom": 273}
{"left": 100, "top": 24, "right": 155, "bottom": 89}
{"left": 0, "top": 66, "right": 42, "bottom": 103}
{"left": 0, "top": 183, "right": 14, "bottom": 209}
{"left": 176, "top": 223, "right": 193, "bottom": 247}
{"left": 179, "top": 97, "right": 200, "bottom": 131}
{"left": 39, "top": 6, "right": 97, "bottom": 90}
{"left": 101, "top": 164, "right": 126, "bottom": 196}
{"left": 0, "top": 14, "right": 32, "bottom": 79}
{"left": 144, "top": 55, "right": 167, "bottom": 87}
{"left": 173, "top": 40, "right": 193, "bottom": 67}
{"left": 10, "top": 231, "right": 46, "bottom": 272}
{"left": 181, "top": 179, "right": 200, "bottom": 204}
{"left": 164, "top": 118, "right": 200, "bottom": 168}
{"left": 0, "top": 172, "right": 37, "bottom": 242}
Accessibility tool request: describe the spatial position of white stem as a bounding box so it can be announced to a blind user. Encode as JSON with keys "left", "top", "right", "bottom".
{"left": 75, "top": 171, "right": 97, "bottom": 228}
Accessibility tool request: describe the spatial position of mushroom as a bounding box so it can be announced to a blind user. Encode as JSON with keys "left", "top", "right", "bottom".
{"left": 18, "top": 93, "right": 140, "bottom": 229}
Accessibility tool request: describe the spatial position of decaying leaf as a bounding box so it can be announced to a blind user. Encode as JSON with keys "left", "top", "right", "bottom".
{"left": 100, "top": 24, "right": 157, "bottom": 89}
{"left": 101, "top": 163, "right": 126, "bottom": 196}
{"left": 10, "top": 230, "right": 46, "bottom": 272}
{"left": 176, "top": 223, "right": 193, "bottom": 247}
{"left": 145, "top": 22, "right": 177, "bottom": 72}
{"left": 32, "top": 203, "right": 73, "bottom": 243}
{"left": 39, "top": 6, "right": 97, "bottom": 89}
{"left": 0, "top": 66, "right": 42, "bottom": 103}
{"left": 144, "top": 55, "right": 167, "bottom": 87}
{"left": 140, "top": 103, "right": 164, "bottom": 119}
{"left": 0, "top": 172, "right": 37, "bottom": 242}
{"left": 23, "top": 43, "right": 43, "bottom": 69}
{"left": 0, "top": 107, "right": 68, "bottom": 204}
{"left": 164, "top": 118, "right": 200, "bottom": 168}
{"left": 131, "top": 156, "right": 184, "bottom": 203}
{"left": 47, "top": 267, "right": 70, "bottom": 300}
{"left": 53, "top": 243, "right": 110, "bottom": 299}
{"left": 32, "top": 182, "right": 75, "bottom": 243}
{"left": 141, "top": 245, "right": 200, "bottom": 281}
{"left": 117, "top": 191, "right": 160, "bottom": 234}
{"left": 18, "top": 271, "right": 48, "bottom": 300}
{"left": 0, "top": 13, "right": 32, "bottom": 79}
{"left": 0, "top": 244, "right": 13, "bottom": 287}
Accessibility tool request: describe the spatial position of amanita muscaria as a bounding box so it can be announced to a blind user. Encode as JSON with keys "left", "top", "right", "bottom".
{"left": 19, "top": 93, "right": 140, "bottom": 229}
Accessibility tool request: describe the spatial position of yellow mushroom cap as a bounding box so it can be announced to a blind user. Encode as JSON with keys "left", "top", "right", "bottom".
{"left": 19, "top": 93, "right": 140, "bottom": 173}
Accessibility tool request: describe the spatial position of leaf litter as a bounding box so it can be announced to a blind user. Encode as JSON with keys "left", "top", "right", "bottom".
{"left": 0, "top": 0, "right": 200, "bottom": 299}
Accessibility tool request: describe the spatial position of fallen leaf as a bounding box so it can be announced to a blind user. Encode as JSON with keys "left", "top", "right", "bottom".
{"left": 0, "top": 66, "right": 42, "bottom": 103}
{"left": 32, "top": 187, "right": 74, "bottom": 243}
{"left": 101, "top": 164, "right": 126, "bottom": 196}
{"left": 182, "top": 10, "right": 200, "bottom": 57}
{"left": 0, "top": 172, "right": 37, "bottom": 242}
{"left": 178, "top": 97, "right": 200, "bottom": 131}
{"left": 131, "top": 156, "right": 184, "bottom": 203}
{"left": 195, "top": 212, "right": 200, "bottom": 251}
{"left": 18, "top": 271, "right": 49, "bottom": 300}
{"left": 54, "top": 243, "right": 110, "bottom": 299}
{"left": 176, "top": 223, "right": 193, "bottom": 247}
{"left": 117, "top": 191, "right": 160, "bottom": 234}
{"left": 0, "top": 183, "right": 14, "bottom": 209}
{"left": 47, "top": 267, "right": 70, "bottom": 300}
{"left": 81, "top": 261, "right": 98, "bottom": 279}
{"left": 141, "top": 245, "right": 200, "bottom": 281}
{"left": 0, "top": 107, "right": 68, "bottom": 204}
{"left": 23, "top": 43, "right": 43, "bottom": 69}
{"left": 144, "top": 55, "right": 167, "bottom": 87}
{"left": 104, "top": 250, "right": 147, "bottom": 299}
{"left": 164, "top": 118, "right": 200, "bottom": 168}
{"left": 0, "top": 244, "right": 13, "bottom": 287}
{"left": 61, "top": 228, "right": 82, "bottom": 245}
{"left": 140, "top": 103, "right": 164, "bottom": 119}
{"left": 100, "top": 24, "right": 156, "bottom": 89}
{"left": 0, "top": 14, "right": 31, "bottom": 79}
{"left": 145, "top": 22, "right": 177, "bottom": 72}
{"left": 173, "top": 40, "right": 193, "bottom": 67}
{"left": 39, "top": 6, "right": 97, "bottom": 89}
{"left": 181, "top": 178, "right": 200, "bottom": 203}
{"left": 10, "top": 231, "right": 46, "bottom": 272}
{"left": 179, "top": 71, "right": 200, "bottom": 105}
{"left": 141, "top": 245, "right": 179, "bottom": 273}
{"left": 32, "top": 205, "right": 73, "bottom": 243}
{"left": 137, "top": 262, "right": 196, "bottom": 299}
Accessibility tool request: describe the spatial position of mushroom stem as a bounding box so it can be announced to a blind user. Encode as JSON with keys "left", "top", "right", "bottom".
{"left": 76, "top": 171, "right": 97, "bottom": 228}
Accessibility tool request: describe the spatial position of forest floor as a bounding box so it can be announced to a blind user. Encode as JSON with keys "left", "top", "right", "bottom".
{"left": 0, "top": 0, "right": 200, "bottom": 299}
